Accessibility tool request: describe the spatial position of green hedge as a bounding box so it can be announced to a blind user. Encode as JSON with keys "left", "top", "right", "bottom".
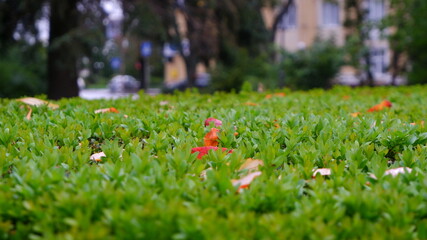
{"left": 1, "top": 86, "right": 427, "bottom": 239}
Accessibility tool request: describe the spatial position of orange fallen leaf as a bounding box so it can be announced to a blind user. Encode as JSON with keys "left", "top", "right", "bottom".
{"left": 204, "top": 128, "right": 220, "bottom": 147}
{"left": 312, "top": 168, "right": 331, "bottom": 178}
{"left": 244, "top": 102, "right": 258, "bottom": 106}
{"left": 238, "top": 158, "right": 264, "bottom": 172}
{"left": 94, "top": 107, "right": 119, "bottom": 114}
{"left": 90, "top": 152, "right": 106, "bottom": 162}
{"left": 342, "top": 95, "right": 350, "bottom": 100}
{"left": 367, "top": 100, "right": 392, "bottom": 112}
{"left": 351, "top": 112, "right": 361, "bottom": 117}
{"left": 232, "top": 171, "right": 262, "bottom": 192}
{"left": 17, "top": 97, "right": 59, "bottom": 109}
{"left": 410, "top": 121, "right": 424, "bottom": 127}
{"left": 265, "top": 92, "right": 286, "bottom": 99}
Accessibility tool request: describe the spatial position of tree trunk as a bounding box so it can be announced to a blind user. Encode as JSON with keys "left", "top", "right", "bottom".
{"left": 364, "top": 52, "right": 375, "bottom": 87}
{"left": 270, "top": 0, "right": 294, "bottom": 43}
{"left": 184, "top": 56, "right": 197, "bottom": 88}
{"left": 47, "top": 0, "right": 79, "bottom": 100}
{"left": 390, "top": 50, "right": 401, "bottom": 86}
{"left": 271, "top": 0, "right": 294, "bottom": 88}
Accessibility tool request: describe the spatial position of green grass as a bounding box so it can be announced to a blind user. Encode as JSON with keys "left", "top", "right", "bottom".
{"left": 1, "top": 86, "right": 427, "bottom": 239}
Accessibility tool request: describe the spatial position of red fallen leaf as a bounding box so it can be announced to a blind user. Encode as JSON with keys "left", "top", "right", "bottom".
{"left": 191, "top": 146, "right": 233, "bottom": 159}
{"left": 204, "top": 118, "right": 222, "bottom": 127}
{"left": 94, "top": 107, "right": 119, "bottom": 114}
{"left": 312, "top": 168, "right": 331, "bottom": 178}
{"left": 232, "top": 171, "right": 262, "bottom": 191}
{"left": 367, "top": 100, "right": 392, "bottom": 112}
{"left": 204, "top": 128, "right": 220, "bottom": 147}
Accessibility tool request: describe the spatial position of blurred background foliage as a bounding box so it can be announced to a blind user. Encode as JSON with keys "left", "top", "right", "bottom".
{"left": 282, "top": 39, "right": 344, "bottom": 90}
{"left": 0, "top": 42, "right": 47, "bottom": 98}
{"left": 1, "top": 0, "right": 427, "bottom": 98}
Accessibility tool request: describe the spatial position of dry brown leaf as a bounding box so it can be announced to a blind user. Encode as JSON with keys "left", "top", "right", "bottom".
{"left": 17, "top": 97, "right": 59, "bottom": 109}
{"left": 385, "top": 167, "right": 412, "bottom": 177}
{"left": 244, "top": 102, "right": 258, "bottom": 106}
{"left": 90, "top": 152, "right": 106, "bottom": 162}
{"left": 239, "top": 158, "right": 264, "bottom": 172}
{"left": 159, "top": 101, "right": 169, "bottom": 106}
{"left": 25, "top": 106, "right": 33, "bottom": 120}
{"left": 312, "top": 168, "right": 331, "bottom": 178}
{"left": 369, "top": 167, "right": 412, "bottom": 179}
{"left": 232, "top": 171, "right": 262, "bottom": 192}
{"left": 94, "top": 107, "right": 119, "bottom": 114}
{"left": 200, "top": 167, "right": 213, "bottom": 180}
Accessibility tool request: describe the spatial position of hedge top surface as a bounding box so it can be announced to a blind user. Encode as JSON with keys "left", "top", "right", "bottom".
{"left": 1, "top": 86, "right": 427, "bottom": 239}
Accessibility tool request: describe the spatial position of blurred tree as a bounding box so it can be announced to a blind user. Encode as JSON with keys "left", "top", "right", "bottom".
{"left": 387, "top": 0, "right": 427, "bottom": 85}
{"left": 123, "top": 0, "right": 218, "bottom": 88}
{"left": 282, "top": 39, "right": 344, "bottom": 90}
{"left": 0, "top": 0, "right": 105, "bottom": 99}
{"left": 270, "top": 0, "right": 294, "bottom": 43}
{"left": 123, "top": 0, "right": 271, "bottom": 90}
{"left": 48, "top": 0, "right": 106, "bottom": 99}
{"left": 47, "top": 0, "right": 80, "bottom": 99}
{"left": 343, "top": 0, "right": 375, "bottom": 87}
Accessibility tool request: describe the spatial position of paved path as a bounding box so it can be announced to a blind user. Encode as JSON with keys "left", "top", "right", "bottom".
{"left": 79, "top": 88, "right": 161, "bottom": 100}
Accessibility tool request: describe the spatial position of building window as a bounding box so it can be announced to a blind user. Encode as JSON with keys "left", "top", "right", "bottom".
{"left": 278, "top": 2, "right": 297, "bottom": 29}
{"left": 367, "top": 0, "right": 385, "bottom": 21}
{"left": 322, "top": 1, "right": 339, "bottom": 26}
{"left": 370, "top": 48, "right": 387, "bottom": 74}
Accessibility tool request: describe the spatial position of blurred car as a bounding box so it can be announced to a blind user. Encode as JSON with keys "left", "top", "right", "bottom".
{"left": 108, "top": 75, "right": 140, "bottom": 93}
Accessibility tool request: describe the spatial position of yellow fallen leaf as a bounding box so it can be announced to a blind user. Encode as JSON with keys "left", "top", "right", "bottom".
{"left": 350, "top": 112, "right": 361, "bottom": 117}
{"left": 17, "top": 97, "right": 59, "bottom": 109}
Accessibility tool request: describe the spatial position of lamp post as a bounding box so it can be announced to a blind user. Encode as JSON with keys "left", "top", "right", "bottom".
{"left": 140, "top": 41, "right": 152, "bottom": 90}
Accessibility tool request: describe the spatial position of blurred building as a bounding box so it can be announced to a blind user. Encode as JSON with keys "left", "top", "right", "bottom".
{"left": 264, "top": 0, "right": 403, "bottom": 85}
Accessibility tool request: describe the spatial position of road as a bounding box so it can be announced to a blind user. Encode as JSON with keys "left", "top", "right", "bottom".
{"left": 79, "top": 88, "right": 161, "bottom": 100}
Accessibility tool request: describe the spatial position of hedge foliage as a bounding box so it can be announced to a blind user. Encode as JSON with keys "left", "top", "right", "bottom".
{"left": 1, "top": 86, "right": 427, "bottom": 239}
